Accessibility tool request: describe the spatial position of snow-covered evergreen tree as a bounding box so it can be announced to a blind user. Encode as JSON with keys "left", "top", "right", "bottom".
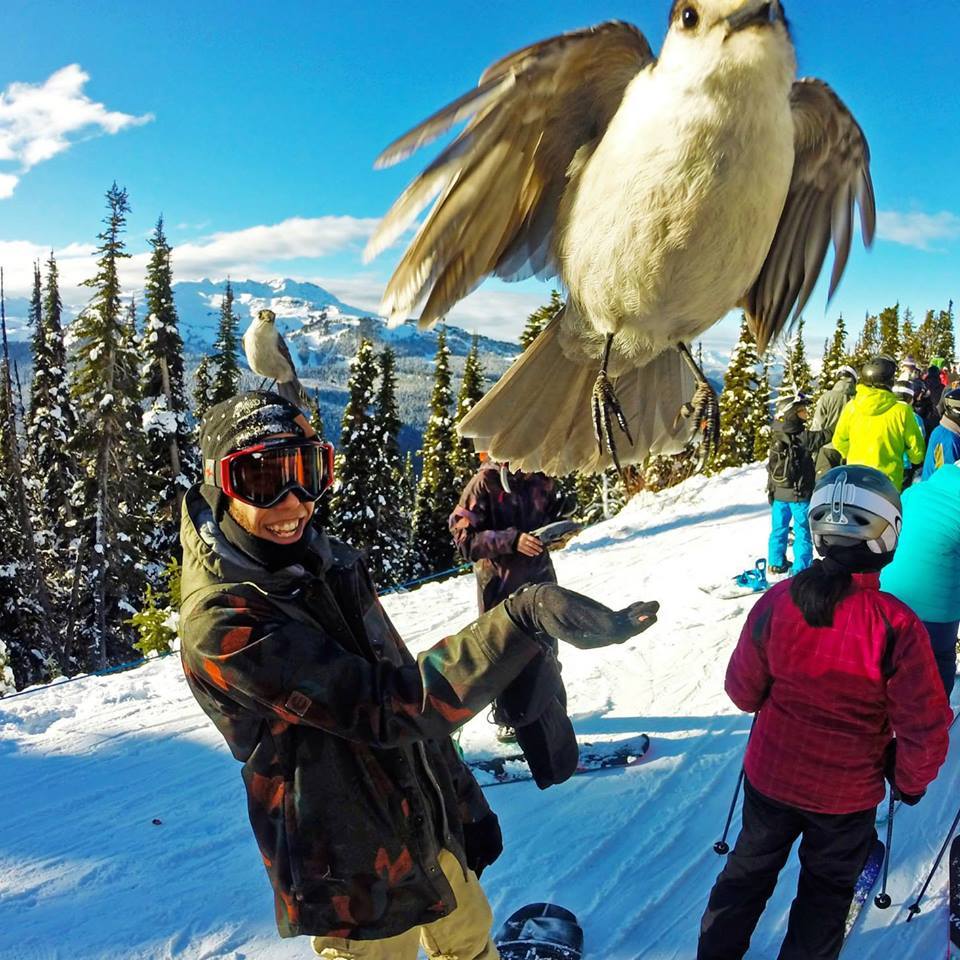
{"left": 70, "top": 184, "right": 151, "bottom": 670}
{"left": 210, "top": 280, "right": 241, "bottom": 405}
{"left": 330, "top": 338, "right": 380, "bottom": 554}
{"left": 900, "top": 308, "right": 923, "bottom": 366}
{"left": 753, "top": 355, "right": 772, "bottom": 462}
{"left": 817, "top": 314, "right": 849, "bottom": 396}
{"left": 709, "top": 317, "right": 763, "bottom": 471}
{"left": 193, "top": 354, "right": 214, "bottom": 422}
{"left": 367, "top": 347, "right": 414, "bottom": 586}
{"left": 520, "top": 289, "right": 563, "bottom": 351}
{"left": 933, "top": 301, "right": 956, "bottom": 365}
{"left": 413, "top": 329, "right": 459, "bottom": 574}
{"left": 781, "top": 317, "right": 813, "bottom": 397}
{"left": 850, "top": 312, "right": 880, "bottom": 369}
{"left": 25, "top": 262, "right": 43, "bottom": 430}
{"left": 308, "top": 391, "right": 331, "bottom": 530}
{"left": 140, "top": 216, "right": 198, "bottom": 548}
{"left": 878, "top": 303, "right": 900, "bottom": 360}
{"left": 450, "top": 334, "right": 485, "bottom": 491}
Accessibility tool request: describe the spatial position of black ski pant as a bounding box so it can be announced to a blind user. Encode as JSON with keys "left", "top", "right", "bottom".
{"left": 697, "top": 778, "right": 876, "bottom": 960}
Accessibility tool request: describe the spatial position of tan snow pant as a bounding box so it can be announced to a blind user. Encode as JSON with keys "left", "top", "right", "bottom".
{"left": 311, "top": 849, "right": 500, "bottom": 960}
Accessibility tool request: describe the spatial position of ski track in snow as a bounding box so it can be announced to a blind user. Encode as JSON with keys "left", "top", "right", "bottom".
{"left": 1, "top": 464, "right": 957, "bottom": 959}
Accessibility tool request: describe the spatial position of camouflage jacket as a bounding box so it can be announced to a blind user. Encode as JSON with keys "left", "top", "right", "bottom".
{"left": 178, "top": 486, "right": 542, "bottom": 940}
{"left": 450, "top": 464, "right": 561, "bottom": 613}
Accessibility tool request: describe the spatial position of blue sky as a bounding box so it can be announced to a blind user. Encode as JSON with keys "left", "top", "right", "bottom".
{"left": 2, "top": 0, "right": 959, "bottom": 350}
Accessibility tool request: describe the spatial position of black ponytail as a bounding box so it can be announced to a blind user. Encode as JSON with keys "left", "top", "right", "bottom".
{"left": 789, "top": 558, "right": 854, "bottom": 628}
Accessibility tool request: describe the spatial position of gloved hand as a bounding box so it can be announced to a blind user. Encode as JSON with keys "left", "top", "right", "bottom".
{"left": 883, "top": 738, "right": 925, "bottom": 806}
{"left": 505, "top": 584, "right": 659, "bottom": 650}
{"left": 462, "top": 811, "right": 503, "bottom": 878}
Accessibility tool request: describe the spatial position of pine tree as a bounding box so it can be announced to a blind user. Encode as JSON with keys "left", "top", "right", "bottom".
{"left": 308, "top": 391, "right": 331, "bottom": 530}
{"left": 878, "top": 303, "right": 900, "bottom": 359}
{"left": 818, "top": 314, "right": 849, "bottom": 396}
{"left": 0, "top": 272, "right": 56, "bottom": 685}
{"left": 367, "top": 347, "right": 414, "bottom": 585}
{"left": 210, "top": 280, "right": 241, "bottom": 404}
{"left": 520, "top": 289, "right": 564, "bottom": 351}
{"left": 450, "top": 335, "right": 485, "bottom": 491}
{"left": 781, "top": 317, "right": 814, "bottom": 397}
{"left": 850, "top": 312, "right": 880, "bottom": 370}
{"left": 140, "top": 216, "right": 198, "bottom": 546}
{"left": 330, "top": 338, "right": 380, "bottom": 554}
{"left": 752, "top": 356, "right": 772, "bottom": 462}
{"left": 900, "top": 308, "right": 923, "bottom": 366}
{"left": 25, "top": 262, "right": 43, "bottom": 430}
{"left": 413, "top": 329, "right": 459, "bottom": 574}
{"left": 933, "top": 301, "right": 956, "bottom": 365}
{"left": 193, "top": 354, "right": 214, "bottom": 422}
{"left": 70, "top": 183, "right": 151, "bottom": 670}
{"left": 709, "top": 317, "right": 763, "bottom": 471}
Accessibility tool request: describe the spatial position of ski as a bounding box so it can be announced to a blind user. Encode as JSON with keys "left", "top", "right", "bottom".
{"left": 842, "top": 839, "right": 885, "bottom": 945}
{"left": 950, "top": 835, "right": 960, "bottom": 959}
{"left": 469, "top": 735, "right": 651, "bottom": 788}
{"left": 495, "top": 902, "right": 583, "bottom": 960}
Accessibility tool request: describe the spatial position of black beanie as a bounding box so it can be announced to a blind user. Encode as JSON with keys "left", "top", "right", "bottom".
{"left": 199, "top": 391, "right": 307, "bottom": 471}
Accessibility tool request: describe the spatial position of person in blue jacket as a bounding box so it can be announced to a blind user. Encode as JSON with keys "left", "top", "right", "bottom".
{"left": 881, "top": 461, "right": 960, "bottom": 697}
{"left": 921, "top": 388, "right": 960, "bottom": 479}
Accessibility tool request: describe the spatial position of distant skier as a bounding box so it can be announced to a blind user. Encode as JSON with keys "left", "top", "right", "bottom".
{"left": 882, "top": 459, "right": 960, "bottom": 698}
{"left": 179, "top": 391, "right": 661, "bottom": 958}
{"left": 242, "top": 308, "right": 310, "bottom": 408}
{"left": 698, "top": 466, "right": 950, "bottom": 960}
{"left": 450, "top": 459, "right": 576, "bottom": 742}
{"left": 920, "top": 388, "right": 960, "bottom": 479}
{"left": 811, "top": 365, "right": 857, "bottom": 438}
{"left": 765, "top": 393, "right": 828, "bottom": 575}
{"left": 832, "top": 355, "right": 925, "bottom": 491}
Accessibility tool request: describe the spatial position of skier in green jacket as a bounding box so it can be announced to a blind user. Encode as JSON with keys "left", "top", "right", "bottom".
{"left": 833, "top": 356, "right": 926, "bottom": 491}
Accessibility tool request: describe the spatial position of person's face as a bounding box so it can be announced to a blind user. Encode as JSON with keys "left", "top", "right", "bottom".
{"left": 226, "top": 423, "right": 318, "bottom": 544}
{"left": 229, "top": 491, "right": 316, "bottom": 544}
{"left": 796, "top": 405, "right": 809, "bottom": 421}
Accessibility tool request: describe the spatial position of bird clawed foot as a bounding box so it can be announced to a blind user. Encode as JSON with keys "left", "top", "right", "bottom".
{"left": 683, "top": 381, "right": 720, "bottom": 463}
{"left": 591, "top": 370, "right": 634, "bottom": 475}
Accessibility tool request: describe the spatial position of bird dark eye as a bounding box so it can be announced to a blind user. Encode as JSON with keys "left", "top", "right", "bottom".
{"left": 681, "top": 5, "right": 699, "bottom": 28}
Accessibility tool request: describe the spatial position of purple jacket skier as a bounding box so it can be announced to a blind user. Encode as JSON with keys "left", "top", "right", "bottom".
{"left": 449, "top": 461, "right": 567, "bottom": 615}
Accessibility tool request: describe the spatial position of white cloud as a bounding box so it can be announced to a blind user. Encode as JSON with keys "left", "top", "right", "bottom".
{"left": 876, "top": 210, "right": 960, "bottom": 250}
{"left": 0, "top": 64, "right": 153, "bottom": 198}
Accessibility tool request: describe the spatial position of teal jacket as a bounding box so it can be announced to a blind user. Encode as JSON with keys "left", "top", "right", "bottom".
{"left": 881, "top": 465, "right": 960, "bottom": 623}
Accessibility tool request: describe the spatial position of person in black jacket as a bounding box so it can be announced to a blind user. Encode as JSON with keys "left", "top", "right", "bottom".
{"left": 766, "top": 394, "right": 829, "bottom": 575}
{"left": 180, "top": 392, "right": 661, "bottom": 960}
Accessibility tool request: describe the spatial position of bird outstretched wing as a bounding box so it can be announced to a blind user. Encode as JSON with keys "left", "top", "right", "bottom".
{"left": 364, "top": 21, "right": 655, "bottom": 328}
{"left": 743, "top": 78, "right": 876, "bottom": 353}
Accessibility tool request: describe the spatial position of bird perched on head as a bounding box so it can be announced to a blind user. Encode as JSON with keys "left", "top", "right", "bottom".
{"left": 242, "top": 309, "right": 310, "bottom": 409}
{"left": 364, "top": 0, "right": 875, "bottom": 475}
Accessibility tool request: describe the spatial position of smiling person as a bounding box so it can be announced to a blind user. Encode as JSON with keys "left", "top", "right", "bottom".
{"left": 177, "top": 391, "right": 661, "bottom": 960}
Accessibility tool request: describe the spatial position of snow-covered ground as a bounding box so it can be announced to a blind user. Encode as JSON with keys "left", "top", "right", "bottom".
{"left": 2, "top": 464, "right": 957, "bottom": 960}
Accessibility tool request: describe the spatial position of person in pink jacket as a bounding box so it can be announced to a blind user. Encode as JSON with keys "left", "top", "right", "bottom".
{"left": 698, "top": 465, "right": 951, "bottom": 960}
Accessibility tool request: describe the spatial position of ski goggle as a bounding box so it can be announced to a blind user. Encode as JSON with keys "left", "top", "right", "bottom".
{"left": 204, "top": 439, "right": 335, "bottom": 508}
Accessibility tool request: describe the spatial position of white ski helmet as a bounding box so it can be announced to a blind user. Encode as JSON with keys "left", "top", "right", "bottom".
{"left": 808, "top": 466, "right": 903, "bottom": 556}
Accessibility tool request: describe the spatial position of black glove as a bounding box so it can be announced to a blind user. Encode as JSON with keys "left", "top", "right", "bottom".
{"left": 462, "top": 811, "right": 503, "bottom": 878}
{"left": 883, "top": 738, "right": 925, "bottom": 806}
{"left": 505, "top": 584, "right": 659, "bottom": 650}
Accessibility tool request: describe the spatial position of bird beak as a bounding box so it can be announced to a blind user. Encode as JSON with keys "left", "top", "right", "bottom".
{"left": 725, "top": 0, "right": 783, "bottom": 32}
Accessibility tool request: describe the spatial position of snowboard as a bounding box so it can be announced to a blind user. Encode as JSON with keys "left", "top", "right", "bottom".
{"left": 468, "top": 735, "right": 651, "bottom": 788}
{"left": 842, "top": 839, "right": 886, "bottom": 943}
{"left": 949, "top": 835, "right": 960, "bottom": 959}
{"left": 495, "top": 902, "right": 583, "bottom": 960}
{"left": 699, "top": 559, "right": 770, "bottom": 600}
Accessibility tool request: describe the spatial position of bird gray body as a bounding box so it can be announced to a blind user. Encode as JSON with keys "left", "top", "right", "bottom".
{"left": 365, "top": 0, "right": 875, "bottom": 473}
{"left": 242, "top": 309, "right": 310, "bottom": 408}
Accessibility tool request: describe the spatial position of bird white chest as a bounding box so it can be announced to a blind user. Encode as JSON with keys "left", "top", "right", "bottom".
{"left": 559, "top": 59, "right": 795, "bottom": 360}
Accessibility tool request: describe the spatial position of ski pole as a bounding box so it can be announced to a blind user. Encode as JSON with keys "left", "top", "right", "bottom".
{"left": 874, "top": 790, "right": 896, "bottom": 908}
{"left": 714, "top": 766, "right": 745, "bottom": 855}
{"left": 906, "top": 802, "right": 960, "bottom": 921}
{"left": 713, "top": 715, "right": 757, "bottom": 856}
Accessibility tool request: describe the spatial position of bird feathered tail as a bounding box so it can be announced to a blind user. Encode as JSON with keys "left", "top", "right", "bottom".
{"left": 276, "top": 377, "right": 310, "bottom": 411}
{"left": 457, "top": 308, "right": 699, "bottom": 475}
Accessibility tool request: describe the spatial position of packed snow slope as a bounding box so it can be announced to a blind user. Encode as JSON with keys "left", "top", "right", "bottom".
{"left": 2, "top": 465, "right": 958, "bottom": 960}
